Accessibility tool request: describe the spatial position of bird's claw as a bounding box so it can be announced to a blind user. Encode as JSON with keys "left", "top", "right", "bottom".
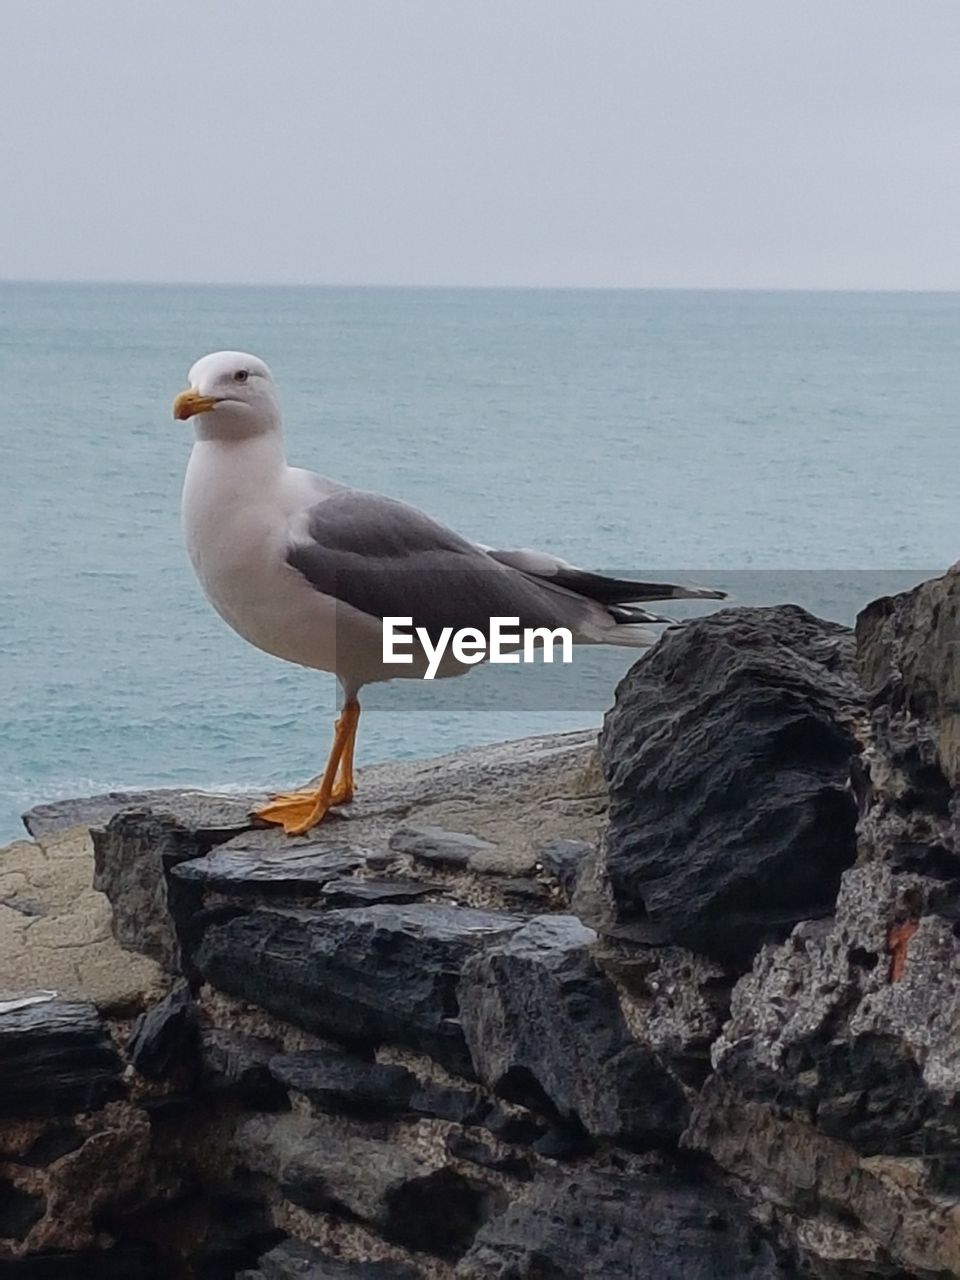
{"left": 253, "top": 783, "right": 352, "bottom": 835}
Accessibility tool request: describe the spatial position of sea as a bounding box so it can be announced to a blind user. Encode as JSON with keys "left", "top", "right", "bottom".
{"left": 1, "top": 284, "right": 958, "bottom": 845}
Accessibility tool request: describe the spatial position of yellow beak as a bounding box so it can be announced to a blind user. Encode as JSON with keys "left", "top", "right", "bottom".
{"left": 173, "top": 388, "right": 220, "bottom": 420}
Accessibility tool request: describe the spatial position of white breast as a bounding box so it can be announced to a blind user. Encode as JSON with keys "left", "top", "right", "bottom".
{"left": 181, "top": 438, "right": 342, "bottom": 671}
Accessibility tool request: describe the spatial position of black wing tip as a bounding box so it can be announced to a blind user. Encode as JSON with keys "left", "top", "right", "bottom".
{"left": 668, "top": 585, "right": 727, "bottom": 600}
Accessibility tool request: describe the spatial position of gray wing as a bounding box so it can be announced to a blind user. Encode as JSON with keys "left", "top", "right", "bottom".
{"left": 287, "top": 489, "right": 601, "bottom": 643}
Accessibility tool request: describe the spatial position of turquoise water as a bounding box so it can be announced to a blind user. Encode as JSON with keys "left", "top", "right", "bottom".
{"left": 1, "top": 285, "right": 957, "bottom": 842}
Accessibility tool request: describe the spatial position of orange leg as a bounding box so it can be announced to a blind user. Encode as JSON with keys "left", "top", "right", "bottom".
{"left": 330, "top": 702, "right": 358, "bottom": 806}
{"left": 253, "top": 699, "right": 361, "bottom": 835}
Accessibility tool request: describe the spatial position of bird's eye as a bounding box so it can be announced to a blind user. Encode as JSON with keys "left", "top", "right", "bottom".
{"left": 234, "top": 369, "right": 249, "bottom": 383}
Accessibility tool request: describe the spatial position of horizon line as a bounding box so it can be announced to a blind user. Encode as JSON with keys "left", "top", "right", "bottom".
{"left": 3, "top": 277, "right": 960, "bottom": 296}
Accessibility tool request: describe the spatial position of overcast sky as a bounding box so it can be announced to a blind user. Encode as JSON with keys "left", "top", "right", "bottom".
{"left": 2, "top": 1, "right": 959, "bottom": 289}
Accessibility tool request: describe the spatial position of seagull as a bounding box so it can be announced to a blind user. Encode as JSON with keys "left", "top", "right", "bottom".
{"left": 174, "top": 351, "right": 724, "bottom": 835}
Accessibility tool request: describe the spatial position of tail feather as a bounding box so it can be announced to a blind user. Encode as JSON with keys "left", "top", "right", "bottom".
{"left": 603, "top": 622, "right": 659, "bottom": 648}
{"left": 608, "top": 603, "right": 677, "bottom": 625}
{"left": 484, "top": 550, "right": 725, "bottom": 606}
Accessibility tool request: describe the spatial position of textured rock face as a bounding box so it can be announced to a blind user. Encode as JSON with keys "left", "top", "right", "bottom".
{"left": 459, "top": 1166, "right": 788, "bottom": 1279}
{"left": 857, "top": 563, "right": 960, "bottom": 794}
{"left": 10, "top": 578, "right": 960, "bottom": 1278}
{"left": 269, "top": 1046, "right": 489, "bottom": 1128}
{"left": 685, "top": 570, "right": 960, "bottom": 1279}
{"left": 243, "top": 1240, "right": 420, "bottom": 1278}
{"left": 90, "top": 799, "right": 255, "bottom": 969}
{"left": 459, "top": 916, "right": 687, "bottom": 1145}
{"left": 856, "top": 565, "right": 960, "bottom": 882}
{"left": 235, "top": 1112, "right": 498, "bottom": 1259}
{"left": 194, "top": 903, "right": 525, "bottom": 1076}
{"left": 0, "top": 998, "right": 122, "bottom": 1117}
{"left": 600, "top": 605, "right": 863, "bottom": 962}
{"left": 702, "top": 864, "right": 960, "bottom": 1157}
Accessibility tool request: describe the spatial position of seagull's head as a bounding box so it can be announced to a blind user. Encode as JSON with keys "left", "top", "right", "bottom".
{"left": 173, "top": 351, "right": 281, "bottom": 438}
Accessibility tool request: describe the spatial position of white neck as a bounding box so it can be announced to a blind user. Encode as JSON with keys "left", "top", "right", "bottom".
{"left": 183, "top": 421, "right": 288, "bottom": 522}
{"left": 195, "top": 413, "right": 285, "bottom": 467}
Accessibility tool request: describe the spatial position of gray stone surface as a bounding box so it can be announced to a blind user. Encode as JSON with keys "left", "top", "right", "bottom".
{"left": 685, "top": 1078, "right": 960, "bottom": 1279}
{"left": 683, "top": 572, "right": 960, "bottom": 1278}
{"left": 855, "top": 564, "right": 960, "bottom": 885}
{"left": 195, "top": 903, "right": 524, "bottom": 1076}
{"left": 75, "top": 729, "right": 603, "bottom": 973}
{"left": 596, "top": 941, "right": 732, "bottom": 1086}
{"left": 243, "top": 1238, "right": 420, "bottom": 1278}
{"left": 388, "top": 826, "right": 536, "bottom": 877}
{"left": 127, "top": 984, "right": 197, "bottom": 1081}
{"left": 235, "top": 1112, "right": 497, "bottom": 1259}
{"left": 199, "top": 1027, "right": 288, "bottom": 1109}
{"left": 857, "top": 562, "right": 960, "bottom": 794}
{"left": 21, "top": 789, "right": 257, "bottom": 841}
{"left": 458, "top": 1166, "right": 789, "bottom": 1279}
{"left": 171, "top": 841, "right": 369, "bottom": 896}
{"left": 14, "top": 578, "right": 960, "bottom": 1280}
{"left": 0, "top": 998, "right": 122, "bottom": 1117}
{"left": 269, "top": 1048, "right": 417, "bottom": 1119}
{"left": 460, "top": 916, "right": 687, "bottom": 1145}
{"left": 535, "top": 836, "right": 593, "bottom": 901}
{"left": 599, "top": 604, "right": 863, "bottom": 962}
{"left": 317, "top": 878, "right": 435, "bottom": 907}
{"left": 271, "top": 1045, "right": 488, "bottom": 1127}
{"left": 703, "top": 862, "right": 960, "bottom": 1155}
{"left": 91, "top": 809, "right": 226, "bottom": 970}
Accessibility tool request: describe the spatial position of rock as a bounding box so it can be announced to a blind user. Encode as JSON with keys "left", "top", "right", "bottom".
{"left": 317, "top": 879, "right": 434, "bottom": 907}
{"left": 271, "top": 1043, "right": 490, "bottom": 1124}
{"left": 182, "top": 1192, "right": 283, "bottom": 1279}
{"left": 600, "top": 605, "right": 863, "bottom": 963}
{"left": 243, "top": 1239, "right": 420, "bottom": 1278}
{"left": 0, "top": 1178, "right": 46, "bottom": 1238}
{"left": 23, "top": 790, "right": 255, "bottom": 841}
{"left": 445, "top": 1133, "right": 533, "bottom": 1180}
{"left": 0, "top": 998, "right": 122, "bottom": 1117}
{"left": 459, "top": 916, "right": 687, "bottom": 1146}
{"left": 388, "top": 826, "right": 536, "bottom": 877}
{"left": 478, "top": 1107, "right": 546, "bottom": 1147}
{"left": 170, "top": 840, "right": 368, "bottom": 899}
{"left": 0, "top": 829, "right": 167, "bottom": 1015}
{"left": 478, "top": 878, "right": 551, "bottom": 910}
{"left": 199, "top": 1028, "right": 290, "bottom": 1110}
{"left": 856, "top": 568, "right": 960, "bottom": 879}
{"left": 0, "top": 1248, "right": 162, "bottom": 1277}
{"left": 685, "top": 1078, "right": 960, "bottom": 1279}
{"left": 15, "top": 1125, "right": 85, "bottom": 1167}
{"left": 127, "top": 985, "right": 197, "bottom": 1081}
{"left": 595, "top": 943, "right": 732, "bottom": 1087}
{"left": 530, "top": 1121, "right": 595, "bottom": 1159}
{"left": 91, "top": 809, "right": 238, "bottom": 970}
{"left": 536, "top": 837, "right": 593, "bottom": 901}
{"left": 269, "top": 1048, "right": 415, "bottom": 1119}
{"left": 83, "top": 729, "right": 602, "bottom": 974}
{"left": 457, "top": 1166, "right": 789, "bottom": 1279}
{"left": 235, "top": 1113, "right": 498, "bottom": 1259}
{"left": 0, "top": 1100, "right": 154, "bottom": 1265}
{"left": 195, "top": 904, "right": 524, "bottom": 1076}
{"left": 685, "top": 854, "right": 960, "bottom": 1276}
{"left": 703, "top": 863, "right": 960, "bottom": 1157}
{"left": 407, "top": 1081, "right": 486, "bottom": 1126}
{"left": 857, "top": 564, "right": 960, "bottom": 793}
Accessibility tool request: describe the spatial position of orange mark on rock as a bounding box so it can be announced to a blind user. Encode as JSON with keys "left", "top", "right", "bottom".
{"left": 887, "top": 920, "right": 919, "bottom": 982}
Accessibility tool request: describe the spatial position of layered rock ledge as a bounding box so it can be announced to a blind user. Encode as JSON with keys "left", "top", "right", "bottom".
{"left": 2, "top": 570, "right": 959, "bottom": 1278}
